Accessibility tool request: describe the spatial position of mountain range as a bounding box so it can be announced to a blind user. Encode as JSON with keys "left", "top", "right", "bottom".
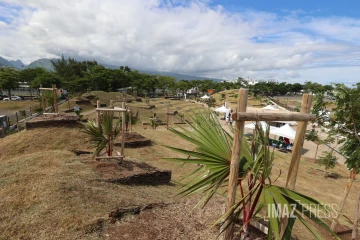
{"left": 0, "top": 56, "right": 225, "bottom": 81}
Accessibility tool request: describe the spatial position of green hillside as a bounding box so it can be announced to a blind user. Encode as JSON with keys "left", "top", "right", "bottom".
{"left": 26, "top": 58, "right": 55, "bottom": 71}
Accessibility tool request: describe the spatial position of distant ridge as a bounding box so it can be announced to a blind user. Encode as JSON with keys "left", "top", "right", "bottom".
{"left": 26, "top": 58, "right": 56, "bottom": 71}
{"left": 0, "top": 56, "right": 13, "bottom": 68}
{"left": 0, "top": 56, "right": 225, "bottom": 81}
{"left": 9, "top": 60, "right": 25, "bottom": 69}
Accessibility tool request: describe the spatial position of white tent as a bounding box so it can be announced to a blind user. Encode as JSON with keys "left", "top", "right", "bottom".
{"left": 215, "top": 106, "right": 229, "bottom": 113}
{"left": 262, "top": 105, "right": 279, "bottom": 110}
{"left": 200, "top": 95, "right": 210, "bottom": 99}
{"left": 270, "top": 124, "right": 296, "bottom": 139}
{"left": 245, "top": 121, "right": 277, "bottom": 131}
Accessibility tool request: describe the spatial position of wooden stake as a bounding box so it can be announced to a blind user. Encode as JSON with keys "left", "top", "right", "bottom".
{"left": 224, "top": 88, "right": 248, "bottom": 240}
{"left": 53, "top": 85, "right": 58, "bottom": 113}
{"left": 167, "top": 102, "right": 169, "bottom": 129}
{"left": 16, "top": 112, "right": 19, "bottom": 132}
{"left": 121, "top": 102, "right": 126, "bottom": 157}
{"left": 96, "top": 100, "right": 100, "bottom": 127}
{"left": 40, "top": 84, "right": 45, "bottom": 113}
{"left": 67, "top": 96, "right": 71, "bottom": 111}
{"left": 110, "top": 100, "right": 114, "bottom": 109}
{"left": 95, "top": 108, "right": 127, "bottom": 112}
{"left": 29, "top": 107, "right": 32, "bottom": 116}
{"left": 286, "top": 94, "right": 313, "bottom": 190}
{"left": 129, "top": 109, "right": 132, "bottom": 132}
{"left": 352, "top": 193, "right": 360, "bottom": 240}
{"left": 1, "top": 127, "right": 4, "bottom": 137}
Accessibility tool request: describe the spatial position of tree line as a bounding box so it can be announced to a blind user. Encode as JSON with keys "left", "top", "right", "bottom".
{"left": 0, "top": 56, "right": 340, "bottom": 98}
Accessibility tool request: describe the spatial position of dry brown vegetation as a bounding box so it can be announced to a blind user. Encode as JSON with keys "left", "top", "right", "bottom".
{"left": 0, "top": 92, "right": 359, "bottom": 239}
{"left": 0, "top": 100, "right": 40, "bottom": 112}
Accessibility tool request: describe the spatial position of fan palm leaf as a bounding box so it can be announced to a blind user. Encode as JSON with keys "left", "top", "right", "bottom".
{"left": 83, "top": 112, "right": 121, "bottom": 156}
{"left": 164, "top": 110, "right": 341, "bottom": 239}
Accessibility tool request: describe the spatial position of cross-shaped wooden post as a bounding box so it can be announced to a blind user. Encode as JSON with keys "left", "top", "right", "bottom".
{"left": 39, "top": 84, "right": 58, "bottom": 115}
{"left": 223, "top": 89, "right": 314, "bottom": 240}
{"left": 95, "top": 106, "right": 128, "bottom": 161}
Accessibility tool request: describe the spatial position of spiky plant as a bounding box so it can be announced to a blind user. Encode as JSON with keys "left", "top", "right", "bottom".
{"left": 164, "top": 111, "right": 340, "bottom": 239}
{"left": 83, "top": 112, "right": 121, "bottom": 156}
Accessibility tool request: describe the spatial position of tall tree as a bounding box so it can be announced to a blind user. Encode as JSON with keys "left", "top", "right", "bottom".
{"left": 0, "top": 67, "right": 19, "bottom": 99}
{"left": 156, "top": 75, "right": 176, "bottom": 96}
{"left": 324, "top": 83, "right": 360, "bottom": 230}
{"left": 19, "top": 68, "right": 46, "bottom": 97}
{"left": 31, "top": 71, "right": 62, "bottom": 88}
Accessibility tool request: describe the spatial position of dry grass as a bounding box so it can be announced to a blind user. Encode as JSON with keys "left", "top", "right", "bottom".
{"left": 58, "top": 99, "right": 95, "bottom": 113}
{"left": 0, "top": 95, "right": 359, "bottom": 239}
{"left": 0, "top": 100, "right": 41, "bottom": 112}
{"left": 212, "top": 90, "right": 264, "bottom": 109}
{"left": 88, "top": 91, "right": 133, "bottom": 104}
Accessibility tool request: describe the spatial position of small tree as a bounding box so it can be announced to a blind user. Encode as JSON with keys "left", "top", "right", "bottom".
{"left": 221, "top": 93, "right": 226, "bottom": 100}
{"left": 306, "top": 130, "right": 335, "bottom": 161}
{"left": 149, "top": 112, "right": 158, "bottom": 130}
{"left": 318, "top": 151, "right": 337, "bottom": 177}
{"left": 83, "top": 112, "right": 120, "bottom": 157}
{"left": 306, "top": 131, "right": 322, "bottom": 160}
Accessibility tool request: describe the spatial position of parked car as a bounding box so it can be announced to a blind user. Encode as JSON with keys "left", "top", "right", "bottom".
{"left": 3, "top": 96, "right": 22, "bottom": 101}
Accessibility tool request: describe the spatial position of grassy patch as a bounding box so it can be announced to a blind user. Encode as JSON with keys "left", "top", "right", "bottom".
{"left": 0, "top": 100, "right": 41, "bottom": 112}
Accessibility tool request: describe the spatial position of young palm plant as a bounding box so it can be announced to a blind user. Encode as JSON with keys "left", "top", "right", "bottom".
{"left": 164, "top": 111, "right": 340, "bottom": 239}
{"left": 83, "top": 112, "right": 121, "bottom": 157}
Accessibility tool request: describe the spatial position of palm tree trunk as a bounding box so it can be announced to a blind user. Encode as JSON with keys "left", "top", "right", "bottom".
{"left": 331, "top": 168, "right": 357, "bottom": 230}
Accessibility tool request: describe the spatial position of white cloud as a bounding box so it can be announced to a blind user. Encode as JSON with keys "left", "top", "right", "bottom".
{"left": 285, "top": 70, "right": 301, "bottom": 78}
{"left": 1, "top": 0, "right": 360, "bottom": 84}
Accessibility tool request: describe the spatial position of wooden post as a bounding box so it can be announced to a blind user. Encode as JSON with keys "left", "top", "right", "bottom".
{"left": 129, "top": 109, "right": 132, "bottom": 132}
{"left": 40, "top": 84, "right": 45, "bottom": 112}
{"left": 224, "top": 88, "right": 248, "bottom": 240}
{"left": 67, "top": 96, "right": 71, "bottom": 111}
{"left": 121, "top": 102, "right": 125, "bottom": 157}
{"left": 286, "top": 94, "right": 313, "bottom": 190}
{"left": 29, "top": 107, "right": 32, "bottom": 116}
{"left": 352, "top": 193, "right": 360, "bottom": 240}
{"left": 1, "top": 127, "right": 4, "bottom": 137}
{"left": 167, "top": 102, "right": 169, "bottom": 129}
{"left": 52, "top": 84, "right": 57, "bottom": 113}
{"left": 96, "top": 100, "right": 100, "bottom": 127}
{"left": 110, "top": 100, "right": 114, "bottom": 109}
{"left": 16, "top": 112, "right": 19, "bottom": 132}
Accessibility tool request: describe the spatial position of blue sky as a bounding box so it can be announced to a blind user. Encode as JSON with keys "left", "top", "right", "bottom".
{"left": 1, "top": 0, "right": 360, "bottom": 85}
{"left": 210, "top": 0, "right": 360, "bottom": 18}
